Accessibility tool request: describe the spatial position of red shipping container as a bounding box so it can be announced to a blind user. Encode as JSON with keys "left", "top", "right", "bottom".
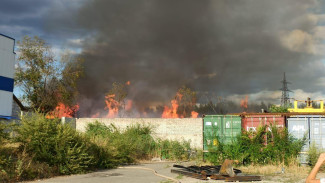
{"left": 241, "top": 114, "right": 285, "bottom": 132}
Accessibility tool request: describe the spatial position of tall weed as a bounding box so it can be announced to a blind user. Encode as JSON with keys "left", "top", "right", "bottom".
{"left": 206, "top": 124, "right": 306, "bottom": 165}
{"left": 15, "top": 113, "right": 107, "bottom": 175}
{"left": 86, "top": 121, "right": 191, "bottom": 162}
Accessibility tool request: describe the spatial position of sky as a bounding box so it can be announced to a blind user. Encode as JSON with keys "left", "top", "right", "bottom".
{"left": 2, "top": 0, "right": 325, "bottom": 112}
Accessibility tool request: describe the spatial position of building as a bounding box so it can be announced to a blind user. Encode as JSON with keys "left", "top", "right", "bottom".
{"left": 0, "top": 34, "right": 23, "bottom": 120}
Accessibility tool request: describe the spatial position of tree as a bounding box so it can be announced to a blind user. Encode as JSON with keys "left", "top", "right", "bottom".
{"left": 104, "top": 82, "right": 129, "bottom": 117}
{"left": 15, "top": 36, "right": 83, "bottom": 113}
{"left": 107, "top": 82, "right": 128, "bottom": 107}
{"left": 176, "top": 86, "right": 197, "bottom": 117}
{"left": 268, "top": 105, "right": 288, "bottom": 113}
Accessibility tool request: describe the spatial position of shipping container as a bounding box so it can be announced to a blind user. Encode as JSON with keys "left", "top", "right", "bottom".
{"left": 241, "top": 114, "right": 285, "bottom": 132}
{"left": 287, "top": 115, "right": 325, "bottom": 164}
{"left": 0, "top": 34, "right": 15, "bottom": 117}
{"left": 203, "top": 115, "right": 241, "bottom": 151}
{"left": 310, "top": 116, "right": 325, "bottom": 150}
{"left": 287, "top": 116, "right": 310, "bottom": 152}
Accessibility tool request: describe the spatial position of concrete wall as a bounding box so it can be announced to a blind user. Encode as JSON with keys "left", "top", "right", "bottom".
{"left": 76, "top": 118, "right": 203, "bottom": 149}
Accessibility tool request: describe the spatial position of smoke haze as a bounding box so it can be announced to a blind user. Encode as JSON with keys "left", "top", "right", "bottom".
{"left": 47, "top": 0, "right": 325, "bottom": 115}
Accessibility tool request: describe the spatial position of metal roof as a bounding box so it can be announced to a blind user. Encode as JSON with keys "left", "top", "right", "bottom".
{"left": 0, "top": 33, "right": 15, "bottom": 41}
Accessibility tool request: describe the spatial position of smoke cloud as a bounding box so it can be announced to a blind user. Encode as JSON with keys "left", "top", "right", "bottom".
{"left": 47, "top": 0, "right": 325, "bottom": 116}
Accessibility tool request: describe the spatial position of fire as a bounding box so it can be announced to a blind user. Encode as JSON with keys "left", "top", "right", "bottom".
{"left": 126, "top": 81, "right": 131, "bottom": 85}
{"left": 105, "top": 94, "right": 120, "bottom": 118}
{"left": 125, "top": 99, "right": 133, "bottom": 111}
{"left": 162, "top": 98, "right": 180, "bottom": 118}
{"left": 91, "top": 112, "right": 100, "bottom": 118}
{"left": 47, "top": 103, "right": 79, "bottom": 118}
{"left": 240, "top": 95, "right": 248, "bottom": 109}
{"left": 162, "top": 91, "right": 198, "bottom": 118}
{"left": 191, "top": 111, "right": 199, "bottom": 118}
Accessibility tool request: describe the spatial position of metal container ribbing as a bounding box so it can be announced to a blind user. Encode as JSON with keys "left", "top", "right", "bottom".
{"left": 241, "top": 114, "right": 285, "bottom": 132}
{"left": 287, "top": 116, "right": 309, "bottom": 152}
{"left": 203, "top": 115, "right": 241, "bottom": 151}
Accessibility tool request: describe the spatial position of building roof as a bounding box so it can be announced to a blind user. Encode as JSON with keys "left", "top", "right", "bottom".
{"left": 0, "top": 33, "right": 15, "bottom": 41}
{"left": 13, "top": 94, "right": 27, "bottom": 111}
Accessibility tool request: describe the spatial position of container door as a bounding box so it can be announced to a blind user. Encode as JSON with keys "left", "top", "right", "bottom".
{"left": 310, "top": 117, "right": 325, "bottom": 150}
{"left": 203, "top": 115, "right": 222, "bottom": 150}
{"left": 288, "top": 117, "right": 309, "bottom": 152}
{"left": 223, "top": 116, "right": 241, "bottom": 144}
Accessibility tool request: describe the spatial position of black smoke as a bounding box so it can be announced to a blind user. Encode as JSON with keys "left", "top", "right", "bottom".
{"left": 47, "top": 0, "right": 325, "bottom": 116}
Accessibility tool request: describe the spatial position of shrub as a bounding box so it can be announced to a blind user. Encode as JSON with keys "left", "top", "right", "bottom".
{"left": 156, "top": 139, "right": 191, "bottom": 160}
{"left": 308, "top": 142, "right": 320, "bottom": 167}
{"left": 15, "top": 113, "right": 103, "bottom": 175}
{"left": 269, "top": 105, "right": 289, "bottom": 113}
{"left": 205, "top": 124, "right": 306, "bottom": 165}
{"left": 86, "top": 121, "right": 191, "bottom": 162}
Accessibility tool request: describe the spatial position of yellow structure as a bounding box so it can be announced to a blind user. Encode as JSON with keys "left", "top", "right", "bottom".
{"left": 288, "top": 98, "right": 325, "bottom": 113}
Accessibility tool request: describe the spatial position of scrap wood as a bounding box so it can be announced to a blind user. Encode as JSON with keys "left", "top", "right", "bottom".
{"left": 172, "top": 164, "right": 241, "bottom": 176}
{"left": 171, "top": 164, "right": 261, "bottom": 182}
{"left": 171, "top": 169, "right": 207, "bottom": 180}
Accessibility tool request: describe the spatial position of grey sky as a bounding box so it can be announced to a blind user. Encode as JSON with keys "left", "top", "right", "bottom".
{"left": 2, "top": 0, "right": 325, "bottom": 114}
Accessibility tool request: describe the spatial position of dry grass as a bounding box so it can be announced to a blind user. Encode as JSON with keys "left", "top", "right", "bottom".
{"left": 238, "top": 163, "right": 309, "bottom": 175}
{"left": 236, "top": 163, "right": 310, "bottom": 183}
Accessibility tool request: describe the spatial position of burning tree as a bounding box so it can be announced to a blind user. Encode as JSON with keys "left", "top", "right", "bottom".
{"left": 15, "top": 36, "right": 83, "bottom": 116}
{"left": 177, "top": 86, "right": 197, "bottom": 118}
{"left": 162, "top": 86, "right": 198, "bottom": 118}
{"left": 105, "top": 82, "right": 129, "bottom": 118}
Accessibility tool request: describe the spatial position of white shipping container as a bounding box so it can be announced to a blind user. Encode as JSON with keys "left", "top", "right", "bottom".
{"left": 288, "top": 115, "right": 325, "bottom": 164}
{"left": 310, "top": 117, "right": 325, "bottom": 150}
{"left": 0, "top": 34, "right": 15, "bottom": 117}
{"left": 0, "top": 35, "right": 15, "bottom": 78}
{"left": 288, "top": 116, "right": 310, "bottom": 151}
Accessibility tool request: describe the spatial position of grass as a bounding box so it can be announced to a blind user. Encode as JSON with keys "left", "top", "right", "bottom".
{"left": 238, "top": 164, "right": 309, "bottom": 176}
{"left": 176, "top": 174, "right": 184, "bottom": 179}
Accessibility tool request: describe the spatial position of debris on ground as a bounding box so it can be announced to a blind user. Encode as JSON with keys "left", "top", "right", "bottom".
{"left": 171, "top": 160, "right": 262, "bottom": 182}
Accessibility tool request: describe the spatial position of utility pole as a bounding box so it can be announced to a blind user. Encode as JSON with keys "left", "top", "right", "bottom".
{"left": 280, "top": 72, "right": 292, "bottom": 107}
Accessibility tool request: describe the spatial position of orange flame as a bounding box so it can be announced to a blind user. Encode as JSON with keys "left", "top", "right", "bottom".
{"left": 126, "top": 81, "right": 131, "bottom": 85}
{"left": 240, "top": 95, "right": 248, "bottom": 109}
{"left": 47, "top": 103, "right": 79, "bottom": 118}
{"left": 125, "top": 99, "right": 133, "bottom": 111}
{"left": 162, "top": 99, "right": 180, "bottom": 118}
{"left": 91, "top": 112, "right": 100, "bottom": 118}
{"left": 162, "top": 91, "right": 198, "bottom": 118}
{"left": 191, "top": 111, "right": 199, "bottom": 118}
{"left": 105, "top": 94, "right": 120, "bottom": 118}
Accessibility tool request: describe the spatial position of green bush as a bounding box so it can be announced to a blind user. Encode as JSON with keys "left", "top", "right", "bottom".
{"left": 206, "top": 124, "right": 306, "bottom": 165}
{"left": 156, "top": 139, "right": 190, "bottom": 160}
{"left": 308, "top": 142, "right": 320, "bottom": 166}
{"left": 15, "top": 113, "right": 107, "bottom": 175}
{"left": 86, "top": 122, "right": 157, "bottom": 164}
{"left": 269, "top": 105, "right": 289, "bottom": 113}
{"left": 86, "top": 121, "right": 191, "bottom": 162}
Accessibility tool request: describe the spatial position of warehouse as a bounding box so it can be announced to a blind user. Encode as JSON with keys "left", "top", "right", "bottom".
{"left": 0, "top": 33, "right": 24, "bottom": 119}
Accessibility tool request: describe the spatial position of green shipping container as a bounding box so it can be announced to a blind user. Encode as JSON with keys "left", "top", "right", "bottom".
{"left": 203, "top": 115, "right": 242, "bottom": 151}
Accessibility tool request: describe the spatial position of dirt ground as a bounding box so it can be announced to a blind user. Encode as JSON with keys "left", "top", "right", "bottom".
{"left": 24, "top": 161, "right": 321, "bottom": 183}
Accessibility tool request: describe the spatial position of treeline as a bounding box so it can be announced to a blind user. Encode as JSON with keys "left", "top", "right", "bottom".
{"left": 195, "top": 101, "right": 271, "bottom": 115}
